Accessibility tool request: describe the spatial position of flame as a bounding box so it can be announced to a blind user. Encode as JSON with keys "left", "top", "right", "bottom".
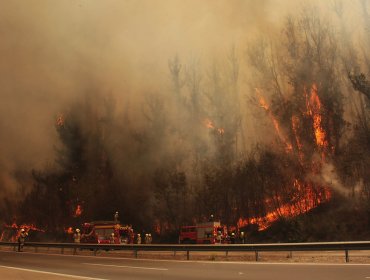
{"left": 238, "top": 86, "right": 333, "bottom": 232}
{"left": 291, "top": 115, "right": 305, "bottom": 162}
{"left": 66, "top": 227, "right": 74, "bottom": 234}
{"left": 256, "top": 89, "right": 293, "bottom": 152}
{"left": 74, "top": 204, "right": 82, "bottom": 217}
{"left": 306, "top": 84, "right": 328, "bottom": 151}
{"left": 0, "top": 222, "right": 45, "bottom": 242}
{"left": 217, "top": 128, "right": 225, "bottom": 135}
{"left": 56, "top": 114, "right": 65, "bottom": 127}
{"left": 203, "top": 118, "right": 225, "bottom": 135}
{"left": 204, "top": 118, "right": 214, "bottom": 129}
{"left": 238, "top": 179, "right": 331, "bottom": 231}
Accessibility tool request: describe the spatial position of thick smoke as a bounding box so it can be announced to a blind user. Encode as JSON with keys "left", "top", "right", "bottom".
{"left": 0, "top": 0, "right": 271, "bottom": 198}
{"left": 0, "top": 0, "right": 367, "bottom": 212}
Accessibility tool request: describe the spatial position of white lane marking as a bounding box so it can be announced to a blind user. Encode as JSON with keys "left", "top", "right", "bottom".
{"left": 0, "top": 265, "right": 108, "bottom": 280}
{"left": 82, "top": 262, "right": 168, "bottom": 271}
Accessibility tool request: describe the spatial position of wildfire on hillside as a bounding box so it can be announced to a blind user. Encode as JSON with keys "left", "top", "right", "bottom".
{"left": 238, "top": 86, "right": 333, "bottom": 231}
{"left": 256, "top": 88, "right": 293, "bottom": 152}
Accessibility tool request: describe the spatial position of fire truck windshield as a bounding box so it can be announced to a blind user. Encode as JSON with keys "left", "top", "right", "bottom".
{"left": 95, "top": 228, "right": 114, "bottom": 240}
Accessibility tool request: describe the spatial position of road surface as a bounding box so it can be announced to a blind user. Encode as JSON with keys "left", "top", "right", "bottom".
{"left": 0, "top": 250, "right": 369, "bottom": 280}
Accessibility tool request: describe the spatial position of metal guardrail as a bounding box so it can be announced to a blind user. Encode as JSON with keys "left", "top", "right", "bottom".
{"left": 1, "top": 241, "right": 370, "bottom": 262}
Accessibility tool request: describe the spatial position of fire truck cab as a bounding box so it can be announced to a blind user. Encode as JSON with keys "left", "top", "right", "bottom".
{"left": 179, "top": 221, "right": 227, "bottom": 244}
{"left": 80, "top": 221, "right": 134, "bottom": 244}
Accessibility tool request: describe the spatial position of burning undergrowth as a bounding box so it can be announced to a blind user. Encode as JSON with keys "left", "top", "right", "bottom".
{"left": 0, "top": 1, "right": 369, "bottom": 242}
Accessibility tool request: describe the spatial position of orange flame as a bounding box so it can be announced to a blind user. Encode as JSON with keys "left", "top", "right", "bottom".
{"left": 291, "top": 115, "right": 305, "bottom": 163}
{"left": 306, "top": 84, "right": 328, "bottom": 150}
{"left": 66, "top": 227, "right": 74, "bottom": 234}
{"left": 238, "top": 179, "right": 331, "bottom": 231}
{"left": 74, "top": 204, "right": 82, "bottom": 217}
{"left": 56, "top": 114, "right": 65, "bottom": 127}
{"left": 203, "top": 118, "right": 225, "bottom": 135}
{"left": 241, "top": 86, "right": 333, "bottom": 231}
{"left": 0, "top": 223, "right": 45, "bottom": 242}
{"left": 256, "top": 89, "right": 293, "bottom": 152}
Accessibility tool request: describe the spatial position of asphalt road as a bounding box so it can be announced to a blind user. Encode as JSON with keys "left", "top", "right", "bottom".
{"left": 0, "top": 250, "right": 369, "bottom": 280}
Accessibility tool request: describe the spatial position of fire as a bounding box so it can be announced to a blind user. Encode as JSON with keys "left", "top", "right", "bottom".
{"left": 66, "top": 227, "right": 74, "bottom": 234}
{"left": 291, "top": 115, "right": 304, "bottom": 162}
{"left": 239, "top": 86, "right": 333, "bottom": 231}
{"left": 0, "top": 222, "right": 45, "bottom": 242}
{"left": 203, "top": 118, "right": 225, "bottom": 135}
{"left": 204, "top": 118, "right": 214, "bottom": 129}
{"left": 56, "top": 114, "right": 65, "bottom": 127}
{"left": 256, "top": 89, "right": 293, "bottom": 152}
{"left": 306, "top": 84, "right": 328, "bottom": 151}
{"left": 74, "top": 204, "right": 82, "bottom": 217}
{"left": 238, "top": 179, "right": 331, "bottom": 231}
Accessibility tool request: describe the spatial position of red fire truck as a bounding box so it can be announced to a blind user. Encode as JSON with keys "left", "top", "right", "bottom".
{"left": 179, "top": 221, "right": 228, "bottom": 244}
{"left": 80, "top": 221, "right": 134, "bottom": 244}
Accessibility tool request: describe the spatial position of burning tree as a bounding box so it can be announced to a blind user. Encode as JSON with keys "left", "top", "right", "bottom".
{"left": 15, "top": 2, "right": 370, "bottom": 242}
{"left": 238, "top": 5, "right": 346, "bottom": 231}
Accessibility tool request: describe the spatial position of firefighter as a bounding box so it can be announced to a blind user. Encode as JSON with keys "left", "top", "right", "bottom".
{"left": 240, "top": 231, "right": 245, "bottom": 244}
{"left": 217, "top": 231, "right": 222, "bottom": 244}
{"left": 110, "top": 233, "right": 115, "bottom": 244}
{"left": 114, "top": 211, "right": 119, "bottom": 223}
{"left": 18, "top": 228, "right": 28, "bottom": 252}
{"left": 73, "top": 229, "right": 81, "bottom": 243}
{"left": 148, "top": 233, "right": 152, "bottom": 244}
{"left": 144, "top": 233, "right": 149, "bottom": 244}
{"left": 208, "top": 214, "right": 214, "bottom": 222}
{"left": 137, "top": 233, "right": 141, "bottom": 244}
{"left": 230, "top": 232, "right": 235, "bottom": 244}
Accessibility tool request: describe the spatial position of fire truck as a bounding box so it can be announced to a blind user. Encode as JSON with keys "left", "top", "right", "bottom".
{"left": 80, "top": 221, "right": 134, "bottom": 244}
{"left": 179, "top": 221, "right": 228, "bottom": 244}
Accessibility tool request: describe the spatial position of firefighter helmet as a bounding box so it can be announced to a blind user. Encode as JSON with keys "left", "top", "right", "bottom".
{"left": 76, "top": 229, "right": 80, "bottom": 232}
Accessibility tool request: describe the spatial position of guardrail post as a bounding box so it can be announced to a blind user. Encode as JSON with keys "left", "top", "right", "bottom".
{"left": 73, "top": 248, "right": 77, "bottom": 255}
{"left": 225, "top": 251, "right": 228, "bottom": 259}
{"left": 187, "top": 250, "right": 190, "bottom": 260}
{"left": 255, "top": 251, "right": 259, "bottom": 261}
{"left": 345, "top": 249, "right": 349, "bottom": 263}
{"left": 134, "top": 250, "right": 138, "bottom": 258}
{"left": 173, "top": 250, "right": 176, "bottom": 258}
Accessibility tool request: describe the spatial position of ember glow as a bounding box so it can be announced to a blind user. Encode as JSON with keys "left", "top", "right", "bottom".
{"left": 74, "top": 204, "right": 82, "bottom": 217}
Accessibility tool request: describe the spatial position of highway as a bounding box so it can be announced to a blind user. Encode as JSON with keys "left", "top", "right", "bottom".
{"left": 0, "top": 250, "right": 369, "bottom": 280}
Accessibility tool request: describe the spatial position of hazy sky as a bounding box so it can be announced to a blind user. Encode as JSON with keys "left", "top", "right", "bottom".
{"left": 0, "top": 0, "right": 365, "bottom": 196}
